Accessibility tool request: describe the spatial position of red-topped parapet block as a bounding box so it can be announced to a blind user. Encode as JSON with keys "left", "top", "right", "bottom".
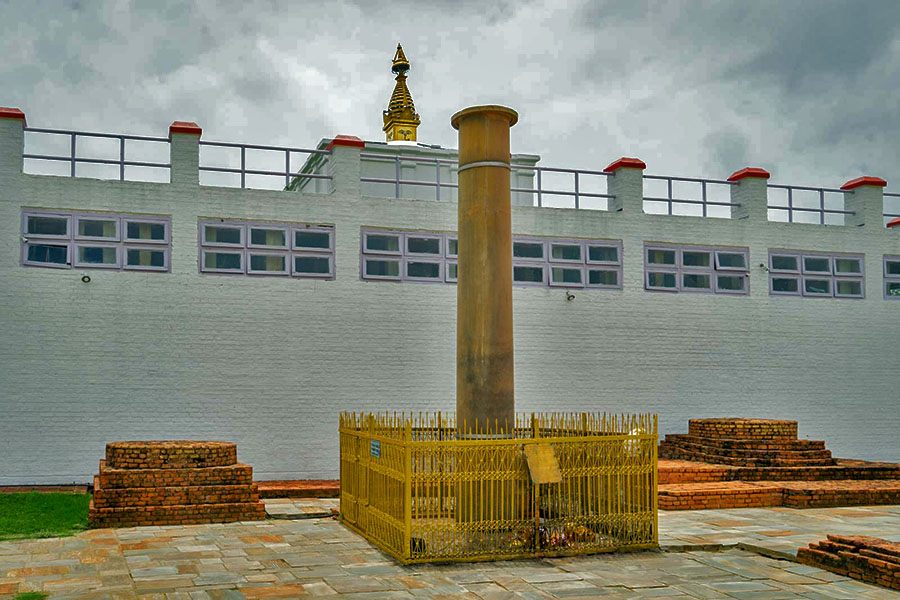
{"left": 888, "top": 217, "right": 900, "bottom": 229}
{"left": 169, "top": 121, "right": 202, "bottom": 137}
{"left": 326, "top": 135, "right": 365, "bottom": 151}
{"left": 0, "top": 107, "right": 26, "bottom": 125}
{"left": 727, "top": 167, "right": 770, "bottom": 182}
{"left": 840, "top": 176, "right": 887, "bottom": 191}
{"left": 603, "top": 156, "right": 646, "bottom": 172}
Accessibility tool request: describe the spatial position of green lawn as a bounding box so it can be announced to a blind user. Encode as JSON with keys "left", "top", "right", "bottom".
{"left": 0, "top": 493, "right": 90, "bottom": 541}
{"left": 14, "top": 593, "right": 49, "bottom": 600}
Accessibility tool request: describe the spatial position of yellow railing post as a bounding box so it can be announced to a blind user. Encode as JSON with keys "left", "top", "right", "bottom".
{"left": 403, "top": 417, "right": 413, "bottom": 561}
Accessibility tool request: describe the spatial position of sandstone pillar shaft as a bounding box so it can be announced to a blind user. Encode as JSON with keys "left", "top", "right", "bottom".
{"left": 451, "top": 105, "right": 518, "bottom": 434}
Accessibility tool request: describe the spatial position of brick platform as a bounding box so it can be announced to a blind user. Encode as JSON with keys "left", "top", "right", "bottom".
{"left": 660, "top": 418, "right": 835, "bottom": 467}
{"left": 798, "top": 535, "right": 900, "bottom": 591}
{"left": 89, "top": 441, "right": 265, "bottom": 528}
{"left": 256, "top": 479, "right": 340, "bottom": 499}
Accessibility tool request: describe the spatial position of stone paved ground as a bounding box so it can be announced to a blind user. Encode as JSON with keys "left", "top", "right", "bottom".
{"left": 0, "top": 501, "right": 898, "bottom": 599}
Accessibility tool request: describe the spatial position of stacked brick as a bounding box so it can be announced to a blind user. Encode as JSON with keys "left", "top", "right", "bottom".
{"left": 89, "top": 441, "right": 265, "bottom": 528}
{"left": 659, "top": 418, "right": 836, "bottom": 467}
{"left": 798, "top": 535, "right": 900, "bottom": 591}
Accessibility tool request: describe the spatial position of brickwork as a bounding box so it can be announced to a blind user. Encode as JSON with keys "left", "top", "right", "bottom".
{"left": 660, "top": 418, "right": 836, "bottom": 467}
{"left": 88, "top": 441, "right": 264, "bottom": 528}
{"left": 798, "top": 535, "right": 900, "bottom": 591}
{"left": 658, "top": 459, "right": 900, "bottom": 484}
{"left": 257, "top": 479, "right": 340, "bottom": 499}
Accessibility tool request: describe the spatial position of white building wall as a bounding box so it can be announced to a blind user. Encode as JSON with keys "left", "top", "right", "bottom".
{"left": 0, "top": 120, "right": 898, "bottom": 484}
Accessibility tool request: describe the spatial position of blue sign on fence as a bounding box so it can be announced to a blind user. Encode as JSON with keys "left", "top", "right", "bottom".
{"left": 370, "top": 439, "right": 381, "bottom": 458}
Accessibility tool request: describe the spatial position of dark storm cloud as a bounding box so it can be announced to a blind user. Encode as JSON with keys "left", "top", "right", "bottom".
{"left": 0, "top": 0, "right": 898, "bottom": 186}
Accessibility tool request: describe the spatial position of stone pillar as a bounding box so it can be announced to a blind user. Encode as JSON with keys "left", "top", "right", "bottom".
{"left": 326, "top": 135, "right": 364, "bottom": 196}
{"left": 728, "top": 167, "right": 770, "bottom": 222}
{"left": 841, "top": 176, "right": 887, "bottom": 228}
{"left": 603, "top": 157, "right": 645, "bottom": 212}
{"left": 452, "top": 105, "right": 518, "bottom": 434}
{"left": 0, "top": 107, "right": 26, "bottom": 179}
{"left": 169, "top": 121, "right": 201, "bottom": 186}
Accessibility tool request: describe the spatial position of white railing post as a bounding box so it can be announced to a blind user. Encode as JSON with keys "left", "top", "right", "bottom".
{"left": 728, "top": 167, "right": 770, "bottom": 222}
{"left": 326, "top": 135, "right": 364, "bottom": 196}
{"left": 169, "top": 121, "right": 201, "bottom": 186}
{"left": 841, "top": 176, "right": 886, "bottom": 228}
{"left": 603, "top": 157, "right": 645, "bottom": 212}
{"left": 0, "top": 107, "right": 26, "bottom": 179}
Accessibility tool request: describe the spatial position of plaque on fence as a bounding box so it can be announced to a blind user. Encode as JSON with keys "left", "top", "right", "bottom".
{"left": 370, "top": 439, "right": 381, "bottom": 458}
{"left": 523, "top": 443, "right": 562, "bottom": 484}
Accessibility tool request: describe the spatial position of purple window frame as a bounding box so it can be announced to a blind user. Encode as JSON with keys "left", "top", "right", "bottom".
{"left": 406, "top": 233, "right": 443, "bottom": 257}
{"left": 405, "top": 257, "right": 444, "bottom": 282}
{"left": 549, "top": 265, "right": 584, "bottom": 288}
{"left": 885, "top": 255, "right": 900, "bottom": 300}
{"left": 22, "top": 209, "right": 170, "bottom": 272}
{"left": 123, "top": 217, "right": 170, "bottom": 245}
{"left": 73, "top": 242, "right": 121, "bottom": 269}
{"left": 644, "top": 244, "right": 748, "bottom": 295}
{"left": 124, "top": 245, "right": 169, "bottom": 272}
{"left": 74, "top": 215, "right": 120, "bottom": 242}
{"left": 586, "top": 267, "right": 620, "bottom": 289}
{"left": 247, "top": 250, "right": 290, "bottom": 276}
{"left": 549, "top": 241, "right": 583, "bottom": 264}
{"left": 199, "top": 220, "right": 334, "bottom": 278}
{"left": 247, "top": 225, "right": 289, "bottom": 250}
{"left": 292, "top": 253, "right": 334, "bottom": 279}
{"left": 521, "top": 237, "right": 622, "bottom": 290}
{"left": 361, "top": 229, "right": 456, "bottom": 284}
{"left": 769, "top": 250, "right": 864, "bottom": 299}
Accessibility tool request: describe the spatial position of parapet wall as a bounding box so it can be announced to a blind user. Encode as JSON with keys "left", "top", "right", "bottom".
{"left": 0, "top": 108, "right": 899, "bottom": 485}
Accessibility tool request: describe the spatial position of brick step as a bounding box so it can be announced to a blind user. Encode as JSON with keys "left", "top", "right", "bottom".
{"left": 660, "top": 439, "right": 833, "bottom": 461}
{"left": 799, "top": 535, "right": 900, "bottom": 591}
{"left": 92, "top": 477, "right": 259, "bottom": 508}
{"left": 106, "top": 441, "right": 237, "bottom": 470}
{"left": 688, "top": 418, "right": 798, "bottom": 441}
{"left": 257, "top": 480, "right": 340, "bottom": 499}
{"left": 661, "top": 434, "right": 827, "bottom": 451}
{"left": 88, "top": 499, "right": 266, "bottom": 528}
{"left": 659, "top": 459, "right": 900, "bottom": 484}
{"left": 97, "top": 460, "right": 253, "bottom": 489}
{"left": 659, "top": 446, "right": 835, "bottom": 467}
{"left": 658, "top": 481, "right": 783, "bottom": 510}
{"left": 659, "top": 479, "right": 900, "bottom": 510}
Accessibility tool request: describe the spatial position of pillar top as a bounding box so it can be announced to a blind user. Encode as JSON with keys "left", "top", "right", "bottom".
{"left": 0, "top": 107, "right": 26, "bottom": 125}
{"left": 888, "top": 217, "right": 900, "bottom": 229}
{"left": 604, "top": 157, "right": 646, "bottom": 173}
{"left": 326, "top": 135, "right": 365, "bottom": 151}
{"left": 840, "top": 176, "right": 887, "bottom": 191}
{"left": 169, "top": 121, "right": 202, "bottom": 136}
{"left": 727, "top": 167, "right": 770, "bottom": 182}
{"left": 451, "top": 105, "right": 518, "bottom": 130}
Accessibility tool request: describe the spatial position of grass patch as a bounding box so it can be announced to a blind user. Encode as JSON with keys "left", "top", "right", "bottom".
{"left": 15, "top": 593, "right": 49, "bottom": 600}
{"left": 0, "top": 492, "right": 90, "bottom": 541}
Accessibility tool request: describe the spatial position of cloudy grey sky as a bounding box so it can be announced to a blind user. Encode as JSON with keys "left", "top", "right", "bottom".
{"left": 1, "top": 0, "right": 899, "bottom": 190}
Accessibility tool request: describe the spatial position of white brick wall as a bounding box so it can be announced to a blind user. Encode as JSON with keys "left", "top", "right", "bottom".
{"left": 0, "top": 123, "right": 898, "bottom": 484}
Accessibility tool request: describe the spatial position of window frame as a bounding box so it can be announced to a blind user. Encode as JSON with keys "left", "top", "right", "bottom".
{"left": 885, "top": 255, "right": 900, "bottom": 300}
{"left": 644, "top": 243, "right": 748, "bottom": 296}
{"left": 769, "top": 250, "right": 864, "bottom": 300}
{"left": 22, "top": 209, "right": 170, "bottom": 272}
{"left": 200, "top": 219, "right": 334, "bottom": 278}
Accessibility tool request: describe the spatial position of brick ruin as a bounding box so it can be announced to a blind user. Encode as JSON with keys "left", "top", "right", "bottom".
{"left": 657, "top": 418, "right": 900, "bottom": 510}
{"left": 88, "top": 441, "right": 265, "bottom": 528}
{"left": 659, "top": 418, "right": 835, "bottom": 467}
{"left": 799, "top": 535, "right": 900, "bottom": 591}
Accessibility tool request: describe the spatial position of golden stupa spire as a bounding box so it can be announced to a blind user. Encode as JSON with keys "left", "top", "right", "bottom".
{"left": 383, "top": 43, "right": 420, "bottom": 143}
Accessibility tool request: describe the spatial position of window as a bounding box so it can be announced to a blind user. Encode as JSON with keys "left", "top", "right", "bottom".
{"left": 361, "top": 229, "right": 456, "bottom": 283}
{"left": 199, "top": 219, "right": 333, "bottom": 278}
{"left": 22, "top": 210, "right": 170, "bottom": 272}
{"left": 885, "top": 256, "right": 900, "bottom": 300}
{"left": 769, "top": 250, "right": 864, "bottom": 299}
{"left": 644, "top": 244, "right": 748, "bottom": 295}
{"left": 514, "top": 237, "right": 623, "bottom": 289}
{"left": 361, "top": 229, "right": 622, "bottom": 290}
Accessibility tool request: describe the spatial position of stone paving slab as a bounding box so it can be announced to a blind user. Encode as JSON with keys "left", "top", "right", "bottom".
{"left": 0, "top": 502, "right": 899, "bottom": 598}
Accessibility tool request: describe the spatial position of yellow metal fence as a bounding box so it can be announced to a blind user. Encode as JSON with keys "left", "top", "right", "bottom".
{"left": 339, "top": 412, "right": 658, "bottom": 564}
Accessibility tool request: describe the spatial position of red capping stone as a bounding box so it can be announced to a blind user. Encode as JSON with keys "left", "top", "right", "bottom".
{"left": 840, "top": 176, "right": 887, "bottom": 191}
{"left": 727, "top": 167, "right": 771, "bottom": 182}
{"left": 169, "top": 121, "right": 202, "bottom": 137}
{"left": 887, "top": 217, "right": 900, "bottom": 228}
{"left": 603, "top": 157, "right": 646, "bottom": 173}
{"left": 326, "top": 135, "right": 365, "bottom": 151}
{"left": 0, "top": 107, "right": 26, "bottom": 126}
